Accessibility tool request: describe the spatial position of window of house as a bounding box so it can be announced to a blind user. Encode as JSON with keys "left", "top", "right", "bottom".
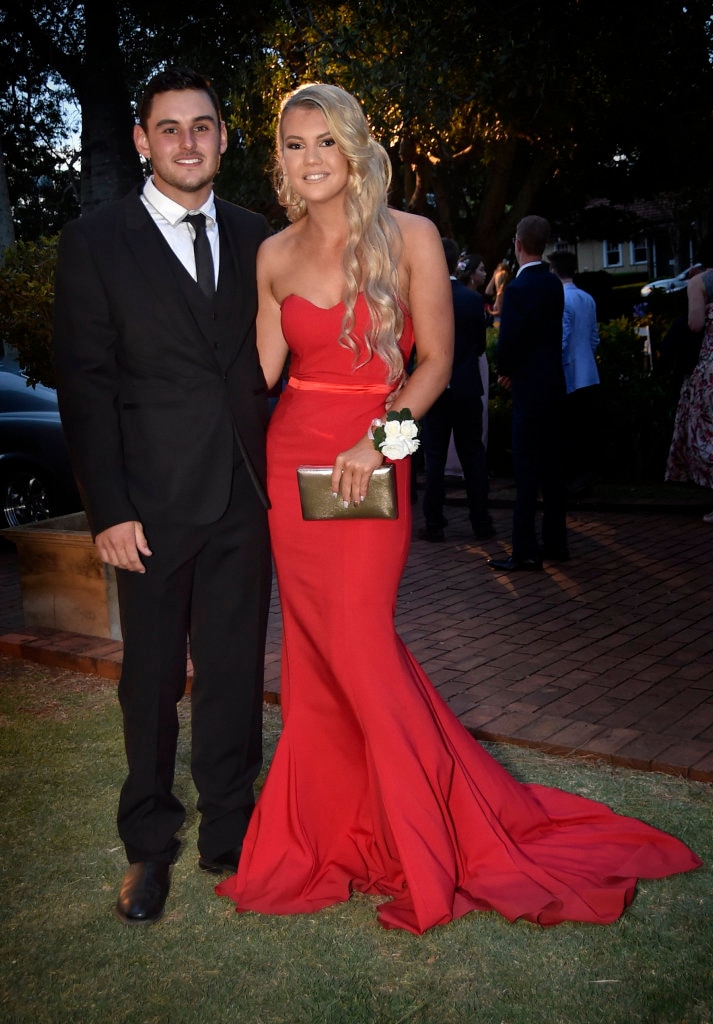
{"left": 603, "top": 240, "right": 623, "bottom": 268}
{"left": 630, "top": 238, "right": 648, "bottom": 265}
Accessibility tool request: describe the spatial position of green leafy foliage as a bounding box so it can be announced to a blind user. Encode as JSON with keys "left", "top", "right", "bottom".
{"left": 166, "top": 0, "right": 713, "bottom": 262}
{"left": 0, "top": 234, "right": 57, "bottom": 388}
{"left": 5, "top": 1, "right": 713, "bottom": 265}
{"left": 596, "top": 317, "right": 678, "bottom": 481}
{"left": 484, "top": 315, "right": 682, "bottom": 483}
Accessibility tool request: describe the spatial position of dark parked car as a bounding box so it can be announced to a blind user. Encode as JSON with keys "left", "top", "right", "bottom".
{"left": 0, "top": 343, "right": 81, "bottom": 527}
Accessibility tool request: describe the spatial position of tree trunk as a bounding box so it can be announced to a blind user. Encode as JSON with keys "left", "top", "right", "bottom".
{"left": 473, "top": 138, "right": 554, "bottom": 269}
{"left": 472, "top": 137, "right": 518, "bottom": 269}
{"left": 4, "top": 2, "right": 143, "bottom": 216}
{"left": 78, "top": 88, "right": 143, "bottom": 212}
{"left": 431, "top": 172, "right": 452, "bottom": 239}
{"left": 0, "top": 139, "right": 16, "bottom": 260}
{"left": 75, "top": 5, "right": 143, "bottom": 212}
{"left": 505, "top": 150, "right": 557, "bottom": 240}
{"left": 405, "top": 158, "right": 431, "bottom": 216}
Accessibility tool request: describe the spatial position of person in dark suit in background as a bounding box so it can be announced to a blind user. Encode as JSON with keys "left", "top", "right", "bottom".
{"left": 53, "top": 68, "right": 272, "bottom": 925}
{"left": 488, "top": 215, "right": 567, "bottom": 572}
{"left": 548, "top": 249, "right": 601, "bottom": 496}
{"left": 419, "top": 238, "right": 494, "bottom": 542}
{"left": 456, "top": 252, "right": 491, "bottom": 448}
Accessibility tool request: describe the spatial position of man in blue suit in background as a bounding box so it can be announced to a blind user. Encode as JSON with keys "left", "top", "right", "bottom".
{"left": 489, "top": 216, "right": 567, "bottom": 571}
{"left": 548, "top": 249, "right": 601, "bottom": 497}
{"left": 419, "top": 237, "right": 495, "bottom": 542}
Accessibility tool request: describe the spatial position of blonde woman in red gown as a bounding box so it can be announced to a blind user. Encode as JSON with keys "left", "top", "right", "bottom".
{"left": 217, "top": 84, "right": 700, "bottom": 935}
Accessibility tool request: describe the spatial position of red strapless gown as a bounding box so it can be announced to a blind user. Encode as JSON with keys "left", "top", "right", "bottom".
{"left": 217, "top": 294, "right": 700, "bottom": 934}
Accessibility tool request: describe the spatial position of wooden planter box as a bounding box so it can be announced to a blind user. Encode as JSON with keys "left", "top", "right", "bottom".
{"left": 3, "top": 512, "right": 121, "bottom": 640}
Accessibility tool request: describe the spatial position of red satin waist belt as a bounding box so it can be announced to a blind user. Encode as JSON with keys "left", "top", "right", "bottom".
{"left": 287, "top": 376, "right": 394, "bottom": 395}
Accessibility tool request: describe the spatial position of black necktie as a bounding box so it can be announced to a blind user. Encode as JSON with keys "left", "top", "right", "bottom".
{"left": 183, "top": 212, "right": 215, "bottom": 298}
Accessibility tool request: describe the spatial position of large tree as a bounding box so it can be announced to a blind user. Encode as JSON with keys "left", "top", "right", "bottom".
{"left": 2, "top": 2, "right": 142, "bottom": 214}
{"left": 0, "top": 10, "right": 81, "bottom": 245}
{"left": 1, "top": 0, "right": 280, "bottom": 221}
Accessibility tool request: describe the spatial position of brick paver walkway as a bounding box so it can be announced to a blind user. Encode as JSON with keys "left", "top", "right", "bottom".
{"left": 2, "top": 494, "right": 712, "bottom": 781}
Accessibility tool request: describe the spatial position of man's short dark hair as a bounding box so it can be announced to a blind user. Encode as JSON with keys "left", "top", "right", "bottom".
{"left": 137, "top": 67, "right": 221, "bottom": 129}
{"left": 549, "top": 250, "right": 578, "bottom": 279}
{"left": 516, "top": 215, "right": 551, "bottom": 257}
{"left": 441, "top": 237, "right": 460, "bottom": 275}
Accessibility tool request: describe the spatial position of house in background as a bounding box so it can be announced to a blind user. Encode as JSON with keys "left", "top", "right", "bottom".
{"left": 547, "top": 197, "right": 699, "bottom": 280}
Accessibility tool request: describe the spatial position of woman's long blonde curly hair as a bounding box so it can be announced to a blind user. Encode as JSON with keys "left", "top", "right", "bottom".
{"left": 274, "top": 83, "right": 405, "bottom": 382}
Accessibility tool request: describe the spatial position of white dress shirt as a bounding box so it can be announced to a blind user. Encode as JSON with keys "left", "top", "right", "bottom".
{"left": 140, "top": 176, "right": 219, "bottom": 288}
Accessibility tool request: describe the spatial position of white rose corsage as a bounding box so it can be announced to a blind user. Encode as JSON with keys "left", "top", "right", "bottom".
{"left": 369, "top": 409, "right": 420, "bottom": 460}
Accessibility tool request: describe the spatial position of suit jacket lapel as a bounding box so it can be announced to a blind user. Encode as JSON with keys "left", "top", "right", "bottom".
{"left": 214, "top": 200, "right": 254, "bottom": 355}
{"left": 123, "top": 191, "right": 224, "bottom": 358}
{"left": 121, "top": 191, "right": 257, "bottom": 365}
{"left": 123, "top": 190, "right": 187, "bottom": 305}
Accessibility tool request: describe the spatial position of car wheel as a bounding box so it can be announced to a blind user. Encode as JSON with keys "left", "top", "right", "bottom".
{"left": 1, "top": 466, "right": 56, "bottom": 527}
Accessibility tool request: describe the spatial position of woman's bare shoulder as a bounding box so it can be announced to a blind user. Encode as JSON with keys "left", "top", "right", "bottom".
{"left": 389, "top": 208, "right": 441, "bottom": 245}
{"left": 258, "top": 223, "right": 305, "bottom": 280}
{"left": 259, "top": 222, "right": 302, "bottom": 258}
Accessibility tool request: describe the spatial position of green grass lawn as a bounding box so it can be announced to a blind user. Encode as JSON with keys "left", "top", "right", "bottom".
{"left": 1, "top": 657, "right": 711, "bottom": 1024}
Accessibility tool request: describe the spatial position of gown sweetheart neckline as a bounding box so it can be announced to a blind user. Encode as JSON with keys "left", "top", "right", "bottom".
{"left": 281, "top": 293, "right": 412, "bottom": 317}
{"left": 282, "top": 293, "right": 348, "bottom": 312}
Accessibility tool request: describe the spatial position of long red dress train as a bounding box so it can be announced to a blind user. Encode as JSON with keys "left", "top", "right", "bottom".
{"left": 216, "top": 294, "right": 701, "bottom": 935}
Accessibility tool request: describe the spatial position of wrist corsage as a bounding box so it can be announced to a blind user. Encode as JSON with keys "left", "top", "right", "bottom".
{"left": 369, "top": 408, "right": 420, "bottom": 460}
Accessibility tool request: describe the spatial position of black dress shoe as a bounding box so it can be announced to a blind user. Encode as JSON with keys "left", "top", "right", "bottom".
{"left": 198, "top": 848, "right": 241, "bottom": 875}
{"left": 487, "top": 555, "right": 543, "bottom": 572}
{"left": 115, "top": 861, "right": 170, "bottom": 925}
{"left": 542, "top": 546, "right": 570, "bottom": 562}
{"left": 418, "top": 526, "right": 445, "bottom": 542}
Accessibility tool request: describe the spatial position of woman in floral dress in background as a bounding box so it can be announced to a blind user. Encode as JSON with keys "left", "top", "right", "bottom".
{"left": 666, "top": 234, "right": 713, "bottom": 520}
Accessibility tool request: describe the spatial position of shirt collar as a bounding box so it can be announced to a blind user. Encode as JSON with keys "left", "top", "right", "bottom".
{"left": 516, "top": 259, "right": 542, "bottom": 277}
{"left": 142, "top": 176, "right": 217, "bottom": 226}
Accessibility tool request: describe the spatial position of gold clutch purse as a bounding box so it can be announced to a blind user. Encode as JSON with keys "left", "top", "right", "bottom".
{"left": 296, "top": 464, "right": 398, "bottom": 520}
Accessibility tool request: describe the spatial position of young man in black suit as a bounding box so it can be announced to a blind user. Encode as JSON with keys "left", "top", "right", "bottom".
{"left": 488, "top": 215, "right": 568, "bottom": 571}
{"left": 54, "top": 68, "right": 272, "bottom": 924}
{"left": 419, "top": 237, "right": 494, "bottom": 542}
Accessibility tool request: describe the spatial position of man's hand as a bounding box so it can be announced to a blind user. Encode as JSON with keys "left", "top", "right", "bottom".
{"left": 497, "top": 375, "right": 512, "bottom": 390}
{"left": 95, "top": 521, "right": 152, "bottom": 573}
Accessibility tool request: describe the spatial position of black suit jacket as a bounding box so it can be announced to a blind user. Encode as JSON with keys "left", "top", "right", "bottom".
{"left": 53, "top": 188, "right": 271, "bottom": 536}
{"left": 496, "top": 262, "right": 565, "bottom": 410}
{"left": 449, "top": 279, "right": 486, "bottom": 400}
